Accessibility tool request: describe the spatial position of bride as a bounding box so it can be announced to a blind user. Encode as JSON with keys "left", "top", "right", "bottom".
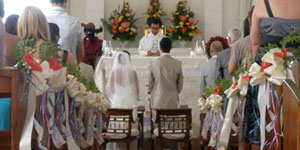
{"left": 105, "top": 51, "right": 139, "bottom": 150}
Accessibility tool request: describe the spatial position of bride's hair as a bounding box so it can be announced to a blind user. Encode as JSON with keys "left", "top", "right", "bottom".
{"left": 118, "top": 51, "right": 131, "bottom": 64}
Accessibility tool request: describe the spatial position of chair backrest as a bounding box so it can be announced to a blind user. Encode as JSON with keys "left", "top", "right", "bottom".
{"left": 155, "top": 108, "right": 192, "bottom": 139}
{"left": 103, "top": 108, "right": 134, "bottom": 137}
{"left": 144, "top": 25, "right": 166, "bottom": 36}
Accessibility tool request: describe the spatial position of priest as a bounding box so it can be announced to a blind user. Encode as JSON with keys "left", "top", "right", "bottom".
{"left": 138, "top": 19, "right": 164, "bottom": 56}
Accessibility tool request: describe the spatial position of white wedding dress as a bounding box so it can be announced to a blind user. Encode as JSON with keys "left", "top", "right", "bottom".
{"left": 105, "top": 52, "right": 139, "bottom": 150}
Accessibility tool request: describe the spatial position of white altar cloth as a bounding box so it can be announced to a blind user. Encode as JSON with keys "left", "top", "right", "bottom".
{"left": 113, "top": 48, "right": 193, "bottom": 56}
{"left": 95, "top": 56, "right": 207, "bottom": 138}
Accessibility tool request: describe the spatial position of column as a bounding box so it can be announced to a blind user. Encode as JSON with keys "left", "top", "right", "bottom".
{"left": 204, "top": 0, "right": 223, "bottom": 41}
{"left": 86, "top": 0, "right": 105, "bottom": 39}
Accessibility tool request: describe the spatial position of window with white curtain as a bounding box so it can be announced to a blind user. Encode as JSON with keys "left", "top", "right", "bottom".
{"left": 3, "top": 0, "right": 52, "bottom": 22}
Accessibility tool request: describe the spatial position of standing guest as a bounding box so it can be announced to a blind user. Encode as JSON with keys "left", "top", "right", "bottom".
{"left": 148, "top": 37, "right": 183, "bottom": 109}
{"left": 139, "top": 19, "right": 164, "bottom": 56}
{"left": 243, "top": 0, "right": 300, "bottom": 145}
{"left": 228, "top": 6, "right": 254, "bottom": 75}
{"left": 81, "top": 22, "right": 103, "bottom": 68}
{"left": 199, "top": 41, "right": 223, "bottom": 94}
{"left": 18, "top": 6, "right": 76, "bottom": 66}
{"left": 4, "top": 14, "right": 20, "bottom": 66}
{"left": 215, "top": 27, "right": 242, "bottom": 80}
{"left": 47, "top": 0, "right": 85, "bottom": 63}
{"left": 251, "top": 0, "right": 300, "bottom": 58}
{"left": 0, "top": 0, "right": 5, "bottom": 67}
{"left": 48, "top": 22, "right": 60, "bottom": 42}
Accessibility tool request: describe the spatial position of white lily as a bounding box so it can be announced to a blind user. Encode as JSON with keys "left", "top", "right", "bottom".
{"left": 261, "top": 48, "right": 285, "bottom": 67}
{"left": 224, "top": 81, "right": 239, "bottom": 98}
{"left": 249, "top": 63, "right": 268, "bottom": 86}
{"left": 238, "top": 73, "right": 250, "bottom": 96}
{"left": 198, "top": 97, "right": 210, "bottom": 113}
{"left": 261, "top": 48, "right": 287, "bottom": 86}
{"left": 207, "top": 94, "right": 223, "bottom": 112}
{"left": 31, "top": 71, "right": 49, "bottom": 96}
{"left": 264, "top": 63, "right": 286, "bottom": 86}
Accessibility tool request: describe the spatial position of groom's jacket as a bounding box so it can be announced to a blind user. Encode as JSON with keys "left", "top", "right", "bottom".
{"left": 148, "top": 53, "right": 183, "bottom": 109}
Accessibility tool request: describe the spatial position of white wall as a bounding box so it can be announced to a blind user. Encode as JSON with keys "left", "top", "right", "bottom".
{"left": 222, "top": 0, "right": 240, "bottom": 36}
{"left": 103, "top": 0, "right": 205, "bottom": 48}
{"left": 68, "top": 0, "right": 249, "bottom": 47}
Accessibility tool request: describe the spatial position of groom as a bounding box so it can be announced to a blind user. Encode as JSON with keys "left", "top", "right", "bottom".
{"left": 148, "top": 37, "right": 183, "bottom": 110}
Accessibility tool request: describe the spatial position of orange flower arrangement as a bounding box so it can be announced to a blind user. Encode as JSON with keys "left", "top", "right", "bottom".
{"left": 104, "top": 1, "right": 138, "bottom": 42}
{"left": 145, "top": 0, "right": 166, "bottom": 26}
{"left": 167, "top": 0, "right": 202, "bottom": 41}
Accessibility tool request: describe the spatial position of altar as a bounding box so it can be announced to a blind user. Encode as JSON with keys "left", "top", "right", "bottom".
{"left": 113, "top": 48, "right": 193, "bottom": 57}
{"left": 95, "top": 55, "right": 207, "bottom": 138}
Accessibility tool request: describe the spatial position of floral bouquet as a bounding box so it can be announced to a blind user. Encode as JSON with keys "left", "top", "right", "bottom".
{"left": 198, "top": 78, "right": 232, "bottom": 113}
{"left": 167, "top": 0, "right": 202, "bottom": 41}
{"left": 205, "top": 36, "right": 229, "bottom": 58}
{"left": 104, "top": 1, "right": 138, "bottom": 42}
{"left": 145, "top": 0, "right": 166, "bottom": 26}
{"left": 14, "top": 39, "right": 110, "bottom": 149}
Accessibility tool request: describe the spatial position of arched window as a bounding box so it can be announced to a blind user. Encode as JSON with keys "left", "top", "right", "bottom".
{"left": 3, "top": 0, "right": 52, "bottom": 21}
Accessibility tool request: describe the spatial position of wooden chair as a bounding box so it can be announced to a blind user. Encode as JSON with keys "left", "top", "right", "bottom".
{"left": 0, "top": 68, "right": 27, "bottom": 150}
{"left": 102, "top": 108, "right": 139, "bottom": 150}
{"left": 151, "top": 108, "right": 192, "bottom": 150}
{"left": 137, "top": 106, "right": 145, "bottom": 150}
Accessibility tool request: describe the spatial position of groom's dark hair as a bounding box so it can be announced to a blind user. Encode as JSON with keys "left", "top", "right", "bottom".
{"left": 160, "top": 37, "right": 172, "bottom": 53}
{"left": 50, "top": 0, "right": 65, "bottom": 4}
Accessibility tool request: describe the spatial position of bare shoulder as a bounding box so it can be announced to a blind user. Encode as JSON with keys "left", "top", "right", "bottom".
{"left": 254, "top": 0, "right": 269, "bottom": 19}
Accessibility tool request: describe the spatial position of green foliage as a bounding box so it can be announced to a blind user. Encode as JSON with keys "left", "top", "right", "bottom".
{"left": 13, "top": 39, "right": 100, "bottom": 94}
{"left": 259, "top": 43, "right": 278, "bottom": 60}
{"left": 203, "top": 77, "right": 232, "bottom": 98}
{"left": 215, "top": 77, "right": 233, "bottom": 97}
{"left": 13, "top": 39, "right": 35, "bottom": 71}
{"left": 257, "top": 30, "right": 300, "bottom": 68}
{"left": 234, "top": 57, "right": 254, "bottom": 80}
{"left": 67, "top": 65, "right": 100, "bottom": 93}
{"left": 280, "top": 30, "right": 300, "bottom": 67}
{"left": 39, "top": 41, "right": 61, "bottom": 62}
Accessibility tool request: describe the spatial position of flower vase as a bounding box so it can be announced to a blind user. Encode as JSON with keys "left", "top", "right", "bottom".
{"left": 179, "top": 41, "right": 187, "bottom": 48}
{"left": 119, "top": 41, "right": 129, "bottom": 48}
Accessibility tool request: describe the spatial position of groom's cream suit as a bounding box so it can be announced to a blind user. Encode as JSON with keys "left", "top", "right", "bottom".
{"left": 148, "top": 53, "right": 183, "bottom": 109}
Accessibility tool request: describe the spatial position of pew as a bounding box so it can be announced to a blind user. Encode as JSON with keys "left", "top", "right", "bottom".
{"left": 0, "top": 68, "right": 27, "bottom": 150}
{"left": 283, "top": 79, "right": 300, "bottom": 150}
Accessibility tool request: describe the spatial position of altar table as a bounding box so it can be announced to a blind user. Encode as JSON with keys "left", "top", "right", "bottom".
{"left": 113, "top": 48, "right": 193, "bottom": 57}
{"left": 95, "top": 56, "right": 207, "bottom": 137}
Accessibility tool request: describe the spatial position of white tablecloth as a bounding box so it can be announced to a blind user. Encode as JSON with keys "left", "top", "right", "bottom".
{"left": 113, "top": 48, "right": 193, "bottom": 56}
{"left": 95, "top": 56, "right": 207, "bottom": 138}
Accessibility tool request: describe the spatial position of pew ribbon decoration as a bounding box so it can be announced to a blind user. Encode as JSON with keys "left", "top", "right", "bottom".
{"left": 15, "top": 40, "right": 109, "bottom": 150}
{"left": 198, "top": 95, "right": 210, "bottom": 113}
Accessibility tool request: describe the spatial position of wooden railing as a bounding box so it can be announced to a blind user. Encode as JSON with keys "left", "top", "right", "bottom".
{"left": 0, "top": 68, "right": 27, "bottom": 150}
